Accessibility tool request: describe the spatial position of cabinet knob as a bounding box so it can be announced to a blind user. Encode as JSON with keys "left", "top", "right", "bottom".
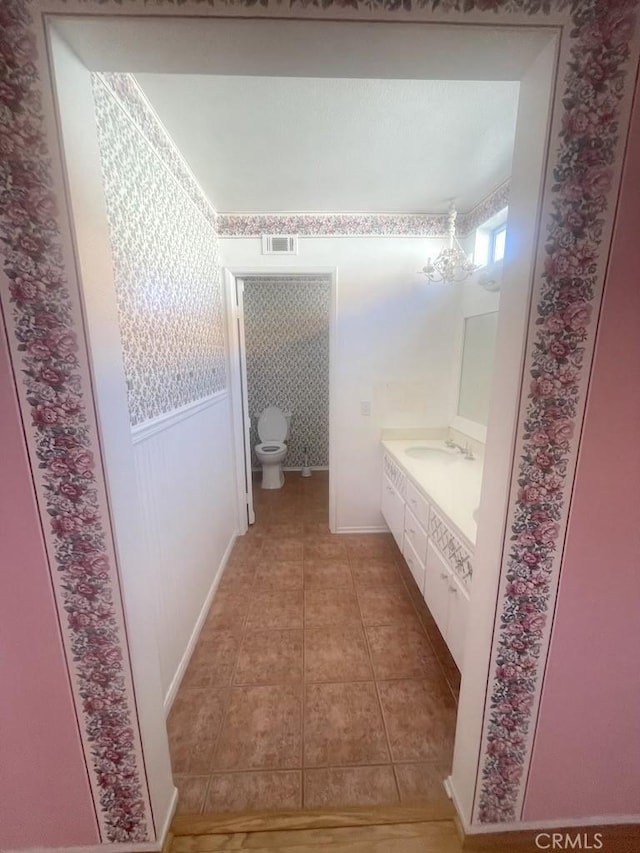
{"left": 386, "top": 486, "right": 394, "bottom": 494}
{"left": 440, "top": 572, "right": 448, "bottom": 580}
{"left": 409, "top": 528, "right": 415, "bottom": 535}
{"left": 449, "top": 585, "right": 458, "bottom": 594}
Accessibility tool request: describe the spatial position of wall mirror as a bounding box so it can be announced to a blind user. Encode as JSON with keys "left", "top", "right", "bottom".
{"left": 456, "top": 311, "right": 499, "bottom": 436}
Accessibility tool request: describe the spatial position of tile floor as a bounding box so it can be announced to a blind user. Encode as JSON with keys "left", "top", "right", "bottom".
{"left": 167, "top": 471, "right": 461, "bottom": 815}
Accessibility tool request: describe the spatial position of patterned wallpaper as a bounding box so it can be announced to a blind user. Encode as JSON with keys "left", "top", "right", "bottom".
{"left": 92, "top": 73, "right": 226, "bottom": 426}
{"left": 243, "top": 276, "right": 331, "bottom": 468}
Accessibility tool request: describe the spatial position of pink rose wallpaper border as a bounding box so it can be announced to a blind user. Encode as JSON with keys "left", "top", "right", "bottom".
{"left": 0, "top": 0, "right": 636, "bottom": 841}
{"left": 0, "top": 0, "right": 154, "bottom": 844}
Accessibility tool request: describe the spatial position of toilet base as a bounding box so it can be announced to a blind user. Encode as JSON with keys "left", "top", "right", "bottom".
{"left": 261, "top": 463, "right": 285, "bottom": 490}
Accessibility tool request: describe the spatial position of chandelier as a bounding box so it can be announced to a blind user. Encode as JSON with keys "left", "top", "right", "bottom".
{"left": 421, "top": 202, "right": 478, "bottom": 284}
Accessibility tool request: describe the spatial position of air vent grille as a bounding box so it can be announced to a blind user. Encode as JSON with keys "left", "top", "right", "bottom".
{"left": 261, "top": 235, "right": 298, "bottom": 255}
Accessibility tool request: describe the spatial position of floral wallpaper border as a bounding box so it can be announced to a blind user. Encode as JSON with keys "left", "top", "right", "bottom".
{"left": 216, "top": 180, "right": 510, "bottom": 238}
{"left": 0, "top": 1, "right": 153, "bottom": 843}
{"left": 0, "top": 0, "right": 636, "bottom": 840}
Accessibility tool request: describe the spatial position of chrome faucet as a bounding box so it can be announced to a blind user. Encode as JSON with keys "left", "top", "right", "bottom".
{"left": 445, "top": 438, "right": 475, "bottom": 460}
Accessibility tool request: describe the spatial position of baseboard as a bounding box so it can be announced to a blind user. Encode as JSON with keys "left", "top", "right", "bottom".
{"left": 163, "top": 531, "right": 238, "bottom": 716}
{"left": 334, "top": 526, "right": 389, "bottom": 534}
{"left": 157, "top": 785, "right": 179, "bottom": 853}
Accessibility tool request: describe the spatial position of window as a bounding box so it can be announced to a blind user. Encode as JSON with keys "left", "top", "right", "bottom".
{"left": 473, "top": 207, "right": 508, "bottom": 268}
{"left": 491, "top": 224, "right": 507, "bottom": 263}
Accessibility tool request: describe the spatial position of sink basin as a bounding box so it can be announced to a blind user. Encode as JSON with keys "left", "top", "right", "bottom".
{"left": 404, "top": 446, "right": 457, "bottom": 462}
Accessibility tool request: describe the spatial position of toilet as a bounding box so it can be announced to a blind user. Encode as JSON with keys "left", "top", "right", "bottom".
{"left": 255, "top": 406, "right": 291, "bottom": 489}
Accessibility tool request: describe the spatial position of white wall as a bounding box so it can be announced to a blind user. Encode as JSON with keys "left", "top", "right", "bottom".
{"left": 132, "top": 394, "right": 238, "bottom": 708}
{"left": 221, "top": 236, "right": 459, "bottom": 531}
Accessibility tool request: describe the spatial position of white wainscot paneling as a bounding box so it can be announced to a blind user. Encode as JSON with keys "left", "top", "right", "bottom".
{"left": 132, "top": 392, "right": 239, "bottom": 709}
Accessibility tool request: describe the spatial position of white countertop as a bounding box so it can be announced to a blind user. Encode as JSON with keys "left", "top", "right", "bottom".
{"left": 382, "top": 439, "right": 483, "bottom": 547}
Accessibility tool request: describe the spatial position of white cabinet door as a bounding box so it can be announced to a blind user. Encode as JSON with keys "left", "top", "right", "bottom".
{"left": 381, "top": 474, "right": 405, "bottom": 550}
{"left": 403, "top": 535, "right": 426, "bottom": 592}
{"left": 424, "top": 542, "right": 450, "bottom": 640}
{"left": 404, "top": 505, "right": 428, "bottom": 564}
{"left": 447, "top": 571, "right": 469, "bottom": 671}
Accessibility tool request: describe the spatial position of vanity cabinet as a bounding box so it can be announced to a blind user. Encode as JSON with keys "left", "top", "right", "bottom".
{"left": 424, "top": 542, "right": 469, "bottom": 670}
{"left": 381, "top": 450, "right": 472, "bottom": 672}
{"left": 381, "top": 474, "right": 405, "bottom": 550}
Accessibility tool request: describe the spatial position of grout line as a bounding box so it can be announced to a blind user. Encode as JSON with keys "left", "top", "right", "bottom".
{"left": 207, "top": 533, "right": 265, "bottom": 784}
{"left": 394, "top": 553, "right": 460, "bottom": 706}
{"left": 351, "top": 549, "right": 401, "bottom": 806}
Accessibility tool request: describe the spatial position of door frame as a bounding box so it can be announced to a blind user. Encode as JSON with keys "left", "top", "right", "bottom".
{"left": 224, "top": 266, "right": 338, "bottom": 533}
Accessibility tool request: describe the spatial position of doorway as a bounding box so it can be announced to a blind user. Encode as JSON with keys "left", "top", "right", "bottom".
{"left": 48, "top": 12, "right": 560, "bottom": 834}
{"left": 227, "top": 271, "right": 335, "bottom": 531}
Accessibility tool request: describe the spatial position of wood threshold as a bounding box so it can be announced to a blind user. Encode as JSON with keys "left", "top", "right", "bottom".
{"left": 171, "top": 801, "right": 455, "bottom": 837}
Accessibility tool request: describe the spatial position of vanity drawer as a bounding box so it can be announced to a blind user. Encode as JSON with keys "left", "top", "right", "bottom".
{"left": 404, "top": 505, "right": 428, "bottom": 564}
{"left": 405, "top": 480, "right": 430, "bottom": 529}
{"left": 403, "top": 535, "right": 426, "bottom": 593}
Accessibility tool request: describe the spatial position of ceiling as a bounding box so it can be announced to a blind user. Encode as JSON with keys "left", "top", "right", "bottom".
{"left": 135, "top": 74, "right": 519, "bottom": 214}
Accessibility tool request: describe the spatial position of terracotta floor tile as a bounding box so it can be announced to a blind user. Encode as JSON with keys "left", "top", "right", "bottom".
{"left": 181, "top": 631, "right": 240, "bottom": 688}
{"left": 377, "top": 679, "right": 456, "bottom": 763}
{"left": 173, "top": 775, "right": 209, "bottom": 815}
{"left": 357, "top": 586, "right": 417, "bottom": 626}
{"left": 304, "top": 588, "right": 361, "bottom": 627}
{"left": 265, "top": 521, "right": 306, "bottom": 538}
{"left": 169, "top": 474, "right": 457, "bottom": 813}
{"left": 345, "top": 533, "right": 397, "bottom": 560}
{"left": 304, "top": 521, "right": 331, "bottom": 536}
{"left": 229, "top": 537, "right": 264, "bottom": 559}
{"left": 202, "top": 591, "right": 250, "bottom": 634}
{"left": 235, "top": 629, "right": 303, "bottom": 685}
{"left": 350, "top": 559, "right": 405, "bottom": 588}
{"left": 303, "top": 559, "right": 353, "bottom": 590}
{"left": 302, "top": 509, "right": 330, "bottom": 525}
{"left": 213, "top": 684, "right": 302, "bottom": 771}
{"left": 304, "top": 765, "right": 398, "bottom": 808}
{"left": 247, "top": 589, "right": 304, "bottom": 630}
{"left": 304, "top": 682, "right": 389, "bottom": 767}
{"left": 205, "top": 770, "right": 302, "bottom": 813}
{"left": 395, "top": 762, "right": 451, "bottom": 804}
{"left": 254, "top": 560, "right": 304, "bottom": 590}
{"left": 304, "top": 537, "right": 348, "bottom": 560}
{"left": 262, "top": 538, "right": 305, "bottom": 562}
{"left": 366, "top": 624, "right": 439, "bottom": 680}
{"left": 167, "top": 688, "right": 228, "bottom": 774}
{"left": 217, "top": 562, "right": 256, "bottom": 591}
{"left": 305, "top": 625, "right": 372, "bottom": 683}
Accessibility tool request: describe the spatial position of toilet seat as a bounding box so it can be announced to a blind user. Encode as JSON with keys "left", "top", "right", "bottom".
{"left": 256, "top": 441, "right": 286, "bottom": 454}
{"left": 257, "top": 406, "right": 288, "bottom": 442}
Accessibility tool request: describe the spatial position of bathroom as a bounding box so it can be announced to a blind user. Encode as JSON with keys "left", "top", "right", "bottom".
{"left": 48, "top": 12, "right": 554, "bottom": 828}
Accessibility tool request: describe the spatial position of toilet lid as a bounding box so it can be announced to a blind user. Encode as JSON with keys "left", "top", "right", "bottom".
{"left": 257, "top": 406, "right": 287, "bottom": 442}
